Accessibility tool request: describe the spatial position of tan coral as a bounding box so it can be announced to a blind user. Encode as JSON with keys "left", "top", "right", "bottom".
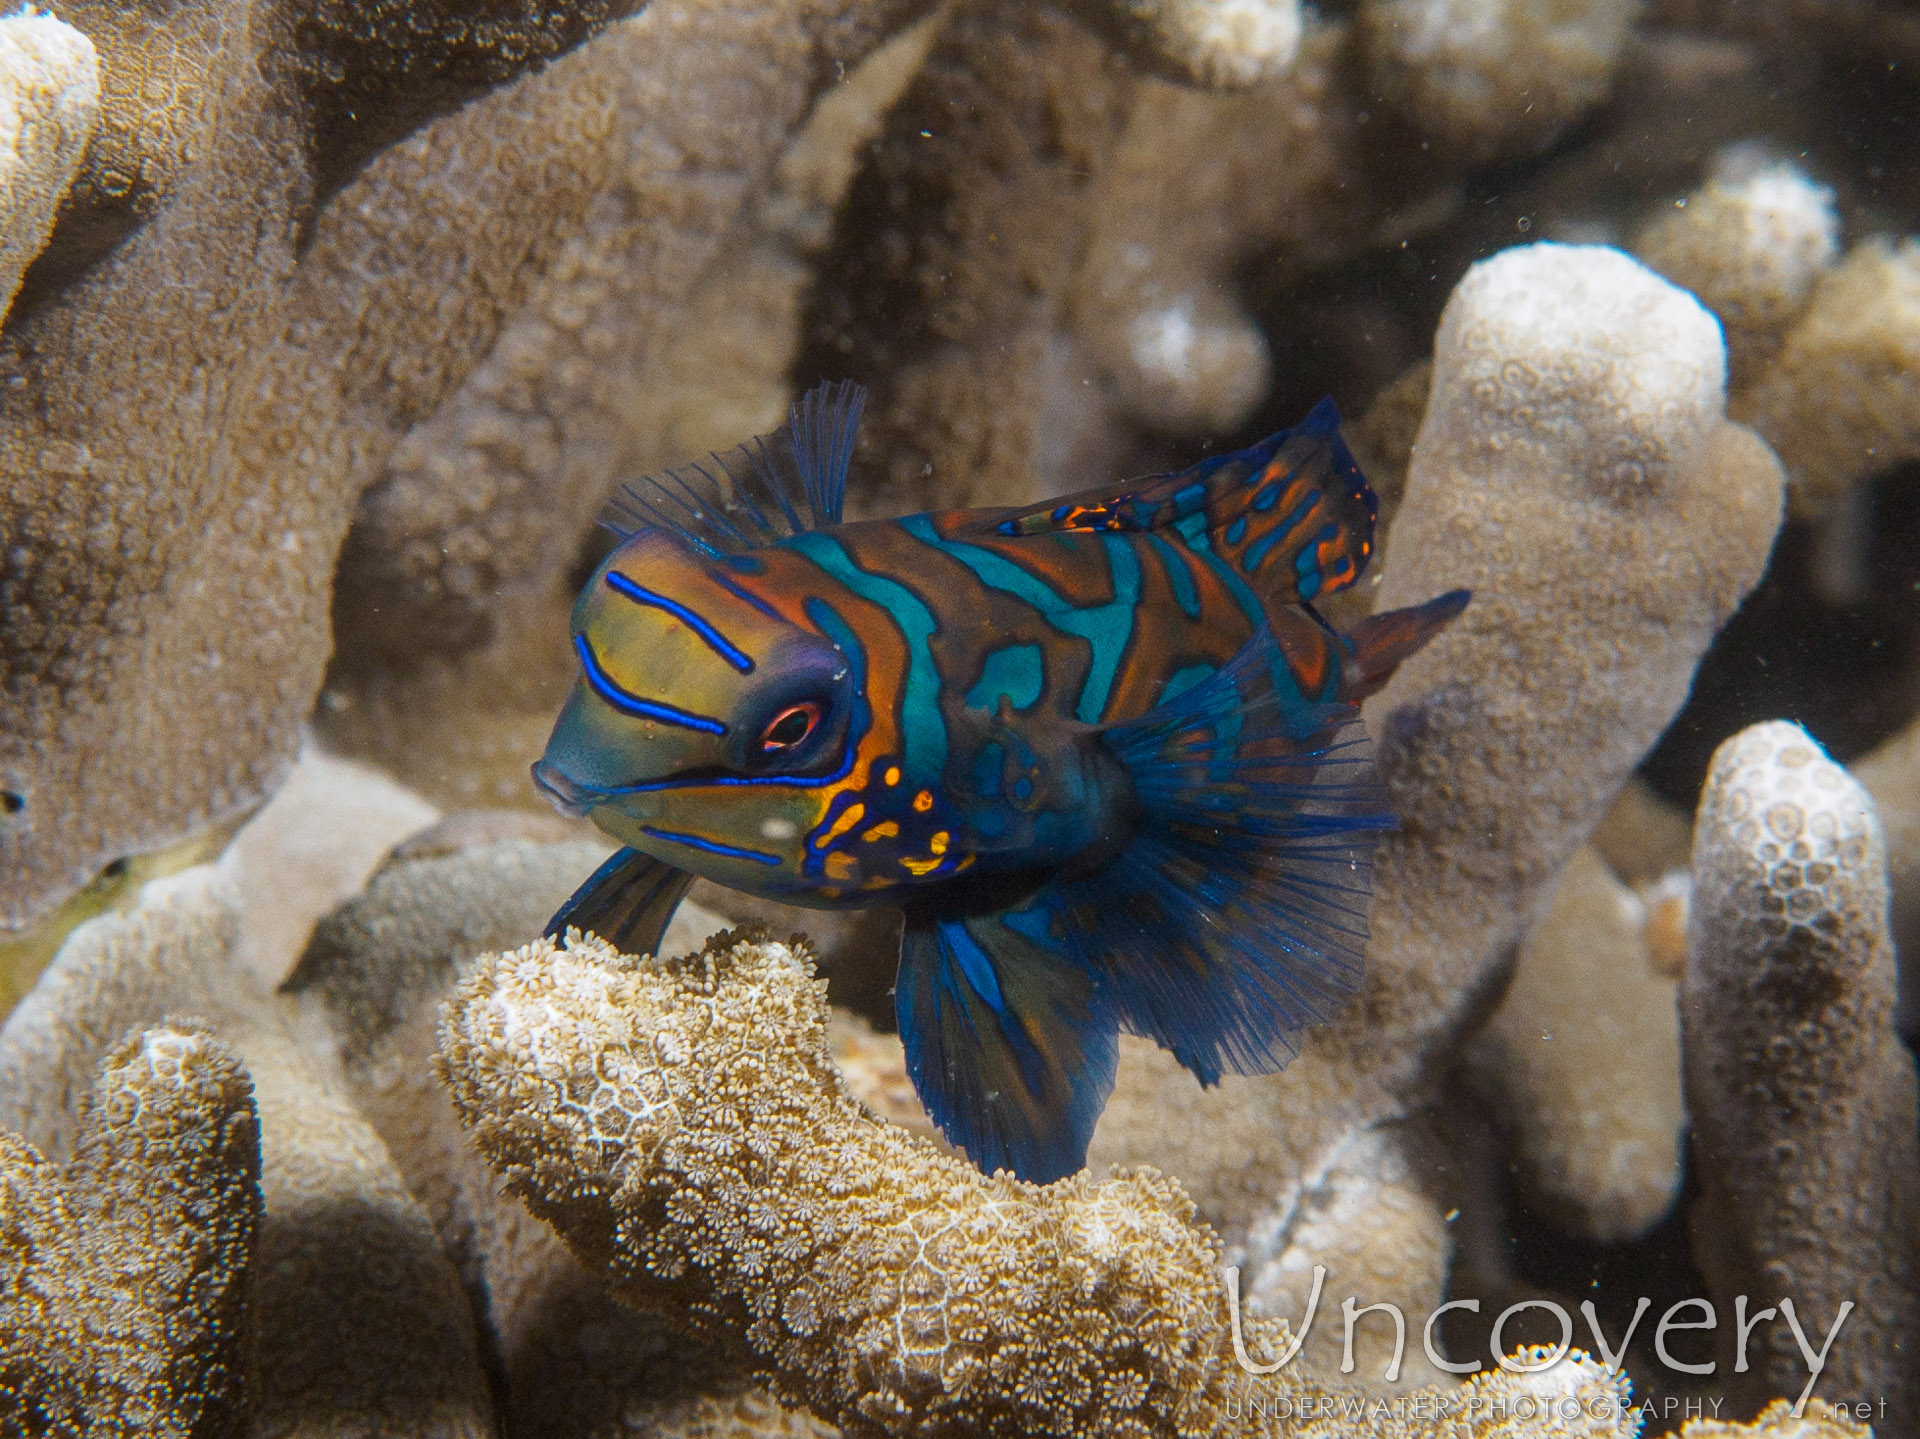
{"left": 0, "top": 1025, "right": 259, "bottom": 1437}
{"left": 1683, "top": 720, "right": 1920, "bottom": 1422}
{"left": 313, "top": 0, "right": 936, "bottom": 811}
{"left": 1230, "top": 1121, "right": 1455, "bottom": 1389}
{"left": 1466, "top": 846, "right": 1684, "bottom": 1245}
{"left": 0, "top": 12, "right": 97, "bottom": 319}
{"left": 0, "top": 0, "right": 932, "bottom": 932}
{"left": 285, "top": 837, "right": 803, "bottom": 1438}
{"left": 1071, "top": 0, "right": 1305, "bottom": 87}
{"left": 1852, "top": 711, "right": 1920, "bottom": 1028}
{"left": 0, "top": 866, "right": 496, "bottom": 1436}
{"left": 437, "top": 928, "right": 1638, "bottom": 1437}
{"left": 1064, "top": 22, "right": 1370, "bottom": 444}
{"left": 803, "top": 0, "right": 1140, "bottom": 516}
{"left": 1358, "top": 0, "right": 1637, "bottom": 164}
{"left": 803, "top": 3, "right": 1389, "bottom": 518}
{"left": 1632, "top": 161, "right": 1840, "bottom": 388}
{"left": 1736, "top": 237, "right": 1920, "bottom": 518}
{"left": 1, "top": 0, "right": 632, "bottom": 931}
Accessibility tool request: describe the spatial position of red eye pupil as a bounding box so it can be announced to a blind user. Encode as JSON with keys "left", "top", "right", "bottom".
{"left": 761, "top": 703, "right": 819, "bottom": 751}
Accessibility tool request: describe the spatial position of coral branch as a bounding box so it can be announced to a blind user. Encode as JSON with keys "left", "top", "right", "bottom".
{"left": 1358, "top": 0, "right": 1635, "bottom": 163}
{"left": 1069, "top": 0, "right": 1304, "bottom": 87}
{"left": 438, "top": 930, "right": 1637, "bottom": 1437}
{"left": 1632, "top": 162, "right": 1840, "bottom": 389}
{"left": 1092, "top": 244, "right": 1784, "bottom": 1333}
{"left": 1467, "top": 846, "right": 1684, "bottom": 1245}
{"left": 0, "top": 866, "right": 495, "bottom": 1434}
{"left": 1737, "top": 238, "right": 1920, "bottom": 519}
{"left": 0, "top": 1025, "right": 259, "bottom": 1437}
{"left": 1683, "top": 720, "right": 1920, "bottom": 1421}
{"left": 0, "top": 13, "right": 96, "bottom": 320}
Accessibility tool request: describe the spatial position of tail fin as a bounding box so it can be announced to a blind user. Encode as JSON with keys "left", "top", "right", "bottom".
{"left": 1341, "top": 589, "right": 1471, "bottom": 703}
{"left": 973, "top": 398, "right": 1378, "bottom": 607}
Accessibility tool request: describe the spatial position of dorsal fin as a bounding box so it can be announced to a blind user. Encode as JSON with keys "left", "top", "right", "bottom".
{"left": 971, "top": 398, "right": 1377, "bottom": 605}
{"left": 602, "top": 380, "right": 865, "bottom": 555}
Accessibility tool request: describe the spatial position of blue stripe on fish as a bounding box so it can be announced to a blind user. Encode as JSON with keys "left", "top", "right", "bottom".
{"left": 1242, "top": 492, "right": 1320, "bottom": 574}
{"left": 604, "top": 572, "right": 755, "bottom": 672}
{"left": 639, "top": 825, "right": 784, "bottom": 865}
{"left": 711, "top": 567, "right": 785, "bottom": 621}
{"left": 574, "top": 634, "right": 728, "bottom": 735}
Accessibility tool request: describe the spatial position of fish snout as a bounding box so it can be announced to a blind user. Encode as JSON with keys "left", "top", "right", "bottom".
{"left": 531, "top": 759, "right": 596, "bottom": 818}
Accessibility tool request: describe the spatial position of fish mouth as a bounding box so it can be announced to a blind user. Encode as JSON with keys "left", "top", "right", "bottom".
{"left": 530, "top": 760, "right": 596, "bottom": 818}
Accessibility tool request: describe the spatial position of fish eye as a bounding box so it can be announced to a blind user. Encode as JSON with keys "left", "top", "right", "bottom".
{"left": 759, "top": 701, "right": 822, "bottom": 754}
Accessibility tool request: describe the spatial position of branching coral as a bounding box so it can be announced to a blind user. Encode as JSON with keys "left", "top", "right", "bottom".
{"left": 1736, "top": 237, "right": 1920, "bottom": 519}
{"left": 0, "top": 0, "right": 934, "bottom": 931}
{"left": 0, "top": 865, "right": 495, "bottom": 1435}
{"left": 0, "top": 0, "right": 1911, "bottom": 1423}
{"left": 1682, "top": 721, "right": 1919, "bottom": 1423}
{"left": 0, "top": 1024, "right": 259, "bottom": 1437}
{"left": 1632, "top": 161, "right": 1840, "bottom": 388}
{"left": 1069, "top": 0, "right": 1306, "bottom": 87}
{"left": 287, "top": 836, "right": 795, "bottom": 1438}
{"left": 1, "top": 0, "right": 618, "bottom": 930}
{"left": 1357, "top": 0, "right": 1637, "bottom": 164}
{"left": 1466, "top": 846, "right": 1684, "bottom": 1246}
{"left": 801, "top": 1, "right": 1397, "bottom": 519}
{"left": 315, "top": 0, "right": 939, "bottom": 811}
{"left": 438, "top": 929, "right": 1638, "bottom": 1437}
{"left": 0, "top": 12, "right": 96, "bottom": 320}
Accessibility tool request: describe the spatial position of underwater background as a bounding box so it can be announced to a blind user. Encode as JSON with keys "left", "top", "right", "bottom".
{"left": 0, "top": 0, "right": 1916, "bottom": 1434}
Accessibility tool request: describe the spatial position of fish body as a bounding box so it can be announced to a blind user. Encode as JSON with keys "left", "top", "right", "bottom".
{"left": 534, "top": 382, "right": 1466, "bottom": 1182}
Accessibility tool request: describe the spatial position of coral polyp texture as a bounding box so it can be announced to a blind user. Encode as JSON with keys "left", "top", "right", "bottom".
{"left": 1683, "top": 721, "right": 1919, "bottom": 1423}
{"left": 0, "top": 1025, "right": 259, "bottom": 1436}
{"left": 437, "top": 929, "right": 1638, "bottom": 1438}
{"left": 0, "top": 0, "right": 935, "bottom": 931}
{"left": 0, "top": 12, "right": 97, "bottom": 320}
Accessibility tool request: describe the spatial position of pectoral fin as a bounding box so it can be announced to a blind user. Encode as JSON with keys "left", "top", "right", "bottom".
{"left": 543, "top": 847, "right": 694, "bottom": 957}
{"left": 895, "top": 903, "right": 1116, "bottom": 1184}
{"left": 1084, "top": 620, "right": 1391, "bottom": 1085}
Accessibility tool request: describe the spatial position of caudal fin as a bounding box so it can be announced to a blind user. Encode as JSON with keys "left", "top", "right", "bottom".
{"left": 1340, "top": 588, "right": 1471, "bottom": 703}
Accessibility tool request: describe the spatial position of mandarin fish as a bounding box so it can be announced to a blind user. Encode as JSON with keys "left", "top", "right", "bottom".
{"left": 532, "top": 380, "right": 1467, "bottom": 1183}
